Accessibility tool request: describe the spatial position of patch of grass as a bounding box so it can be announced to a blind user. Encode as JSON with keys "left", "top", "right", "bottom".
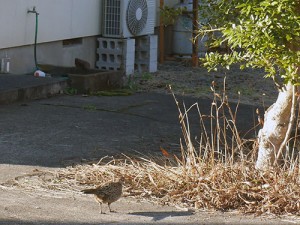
{"left": 180, "top": 86, "right": 212, "bottom": 96}
{"left": 125, "top": 74, "right": 140, "bottom": 91}
{"left": 64, "top": 87, "right": 78, "bottom": 95}
{"left": 141, "top": 72, "right": 153, "bottom": 81}
{"left": 83, "top": 104, "right": 97, "bottom": 111}
{"left": 232, "top": 86, "right": 255, "bottom": 96}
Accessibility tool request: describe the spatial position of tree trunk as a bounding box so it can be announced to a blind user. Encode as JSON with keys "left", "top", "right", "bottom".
{"left": 255, "top": 83, "right": 295, "bottom": 170}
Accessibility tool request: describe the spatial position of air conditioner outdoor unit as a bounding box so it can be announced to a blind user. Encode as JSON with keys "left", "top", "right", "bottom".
{"left": 102, "top": 0, "right": 156, "bottom": 38}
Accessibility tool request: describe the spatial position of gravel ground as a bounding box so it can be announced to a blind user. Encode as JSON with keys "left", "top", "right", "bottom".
{"left": 136, "top": 60, "right": 278, "bottom": 107}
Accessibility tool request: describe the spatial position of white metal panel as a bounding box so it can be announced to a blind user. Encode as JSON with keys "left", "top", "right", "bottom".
{"left": 102, "top": 0, "right": 156, "bottom": 38}
{"left": 0, "top": 0, "right": 102, "bottom": 49}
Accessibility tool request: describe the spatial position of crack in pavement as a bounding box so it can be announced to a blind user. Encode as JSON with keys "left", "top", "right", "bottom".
{"left": 39, "top": 102, "right": 176, "bottom": 125}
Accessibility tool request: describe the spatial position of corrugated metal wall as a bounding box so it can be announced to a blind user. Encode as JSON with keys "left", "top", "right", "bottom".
{"left": 0, "top": 0, "right": 102, "bottom": 49}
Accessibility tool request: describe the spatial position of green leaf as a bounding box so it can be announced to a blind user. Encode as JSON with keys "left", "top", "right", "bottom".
{"left": 236, "top": 3, "right": 247, "bottom": 9}
{"left": 199, "top": 0, "right": 300, "bottom": 83}
{"left": 286, "top": 34, "right": 292, "bottom": 41}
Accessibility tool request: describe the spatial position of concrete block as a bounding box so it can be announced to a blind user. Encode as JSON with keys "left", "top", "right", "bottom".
{"left": 125, "top": 65, "right": 134, "bottom": 75}
{"left": 134, "top": 35, "right": 158, "bottom": 74}
{"left": 96, "top": 61, "right": 121, "bottom": 71}
{"left": 97, "top": 48, "right": 122, "bottom": 55}
{"left": 124, "top": 53, "right": 135, "bottom": 64}
{"left": 135, "top": 58, "right": 157, "bottom": 73}
{"left": 135, "top": 51, "right": 148, "bottom": 60}
{"left": 135, "top": 35, "right": 158, "bottom": 50}
{"left": 149, "top": 51, "right": 157, "bottom": 61}
{"left": 97, "top": 59, "right": 121, "bottom": 68}
{"left": 149, "top": 60, "right": 158, "bottom": 73}
{"left": 97, "top": 38, "right": 123, "bottom": 54}
{"left": 124, "top": 39, "right": 135, "bottom": 50}
{"left": 149, "top": 35, "right": 158, "bottom": 48}
{"left": 68, "top": 69, "right": 124, "bottom": 93}
{"left": 96, "top": 37, "right": 136, "bottom": 76}
{"left": 103, "top": 54, "right": 122, "bottom": 64}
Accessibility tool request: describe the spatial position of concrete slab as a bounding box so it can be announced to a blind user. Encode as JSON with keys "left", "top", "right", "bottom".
{"left": 0, "top": 74, "right": 68, "bottom": 104}
{"left": 0, "top": 187, "right": 290, "bottom": 225}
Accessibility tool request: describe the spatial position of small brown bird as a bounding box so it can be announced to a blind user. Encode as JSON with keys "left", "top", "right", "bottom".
{"left": 81, "top": 177, "right": 124, "bottom": 214}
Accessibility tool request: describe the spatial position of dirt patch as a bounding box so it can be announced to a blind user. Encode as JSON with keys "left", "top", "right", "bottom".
{"left": 135, "top": 60, "right": 278, "bottom": 107}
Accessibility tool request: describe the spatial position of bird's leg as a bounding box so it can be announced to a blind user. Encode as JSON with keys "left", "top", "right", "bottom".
{"left": 108, "top": 203, "right": 116, "bottom": 213}
{"left": 99, "top": 202, "right": 105, "bottom": 214}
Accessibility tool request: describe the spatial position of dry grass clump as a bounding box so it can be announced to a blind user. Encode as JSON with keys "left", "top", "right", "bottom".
{"left": 54, "top": 154, "right": 300, "bottom": 215}
{"left": 49, "top": 83, "right": 300, "bottom": 216}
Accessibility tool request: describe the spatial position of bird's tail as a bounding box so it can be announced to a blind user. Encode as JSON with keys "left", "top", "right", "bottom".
{"left": 81, "top": 188, "right": 96, "bottom": 194}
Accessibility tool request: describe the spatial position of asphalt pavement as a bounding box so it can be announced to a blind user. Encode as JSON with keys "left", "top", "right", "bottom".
{"left": 0, "top": 92, "right": 259, "bottom": 167}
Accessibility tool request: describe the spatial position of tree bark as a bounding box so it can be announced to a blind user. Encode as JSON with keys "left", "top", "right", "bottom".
{"left": 255, "top": 82, "right": 295, "bottom": 170}
{"left": 192, "top": 0, "right": 199, "bottom": 67}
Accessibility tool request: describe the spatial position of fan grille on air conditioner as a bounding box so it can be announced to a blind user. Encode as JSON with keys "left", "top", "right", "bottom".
{"left": 102, "top": 0, "right": 155, "bottom": 38}
{"left": 126, "top": 0, "right": 148, "bottom": 35}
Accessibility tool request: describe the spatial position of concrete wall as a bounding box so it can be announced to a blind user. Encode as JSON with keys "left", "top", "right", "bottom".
{"left": 0, "top": 36, "right": 98, "bottom": 74}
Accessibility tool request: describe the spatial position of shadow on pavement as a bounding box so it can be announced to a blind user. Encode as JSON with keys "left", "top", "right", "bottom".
{"left": 0, "top": 92, "right": 260, "bottom": 168}
{"left": 128, "top": 210, "right": 195, "bottom": 221}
